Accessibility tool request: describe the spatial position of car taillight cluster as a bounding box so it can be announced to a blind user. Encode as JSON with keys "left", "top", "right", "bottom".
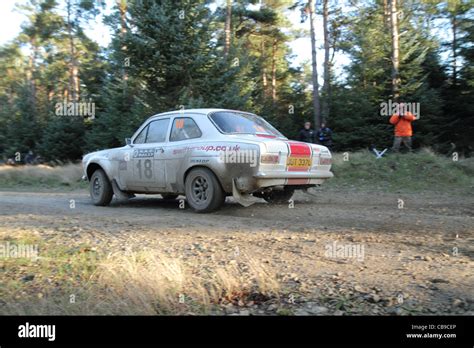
{"left": 260, "top": 154, "right": 280, "bottom": 164}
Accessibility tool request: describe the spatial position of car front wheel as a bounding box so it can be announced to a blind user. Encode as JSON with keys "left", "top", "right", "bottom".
{"left": 185, "top": 168, "right": 225, "bottom": 213}
{"left": 90, "top": 169, "right": 113, "bottom": 206}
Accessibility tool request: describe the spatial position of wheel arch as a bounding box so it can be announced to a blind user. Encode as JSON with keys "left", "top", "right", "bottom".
{"left": 86, "top": 162, "right": 107, "bottom": 181}
{"left": 183, "top": 165, "right": 227, "bottom": 193}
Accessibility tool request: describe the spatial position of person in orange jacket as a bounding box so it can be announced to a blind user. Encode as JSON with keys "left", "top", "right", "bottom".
{"left": 389, "top": 103, "right": 416, "bottom": 152}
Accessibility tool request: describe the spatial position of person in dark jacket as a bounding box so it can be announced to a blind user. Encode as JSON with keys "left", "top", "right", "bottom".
{"left": 25, "top": 150, "right": 35, "bottom": 165}
{"left": 316, "top": 122, "right": 333, "bottom": 148}
{"left": 298, "top": 122, "right": 315, "bottom": 143}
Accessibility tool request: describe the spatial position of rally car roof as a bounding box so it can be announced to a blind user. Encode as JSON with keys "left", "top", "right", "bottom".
{"left": 146, "top": 108, "right": 254, "bottom": 121}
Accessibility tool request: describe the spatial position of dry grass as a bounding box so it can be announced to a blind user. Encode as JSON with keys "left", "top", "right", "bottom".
{"left": 93, "top": 250, "right": 279, "bottom": 315}
{"left": 0, "top": 163, "right": 83, "bottom": 188}
{"left": 1, "top": 247, "right": 280, "bottom": 315}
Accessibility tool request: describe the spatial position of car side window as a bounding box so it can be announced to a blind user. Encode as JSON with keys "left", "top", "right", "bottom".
{"left": 170, "top": 117, "right": 202, "bottom": 142}
{"left": 145, "top": 118, "right": 170, "bottom": 143}
{"left": 134, "top": 125, "right": 148, "bottom": 144}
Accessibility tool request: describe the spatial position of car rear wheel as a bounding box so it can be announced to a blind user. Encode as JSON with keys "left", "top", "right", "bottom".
{"left": 259, "top": 187, "right": 295, "bottom": 204}
{"left": 185, "top": 168, "right": 225, "bottom": 213}
{"left": 90, "top": 169, "right": 113, "bottom": 206}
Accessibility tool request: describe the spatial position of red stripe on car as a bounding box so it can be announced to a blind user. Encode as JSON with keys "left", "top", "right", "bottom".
{"left": 255, "top": 134, "right": 277, "bottom": 138}
{"left": 287, "top": 142, "right": 311, "bottom": 156}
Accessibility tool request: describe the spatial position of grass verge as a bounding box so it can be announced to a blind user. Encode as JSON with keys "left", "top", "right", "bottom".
{"left": 0, "top": 163, "right": 86, "bottom": 190}
{"left": 0, "top": 149, "right": 472, "bottom": 194}
{"left": 327, "top": 148, "right": 474, "bottom": 194}
{"left": 0, "top": 232, "right": 280, "bottom": 315}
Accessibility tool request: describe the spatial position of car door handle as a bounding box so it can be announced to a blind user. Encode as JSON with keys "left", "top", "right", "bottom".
{"left": 155, "top": 147, "right": 164, "bottom": 153}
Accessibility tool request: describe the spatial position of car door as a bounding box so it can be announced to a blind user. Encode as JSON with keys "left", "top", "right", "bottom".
{"left": 125, "top": 118, "right": 170, "bottom": 191}
{"left": 164, "top": 115, "right": 204, "bottom": 190}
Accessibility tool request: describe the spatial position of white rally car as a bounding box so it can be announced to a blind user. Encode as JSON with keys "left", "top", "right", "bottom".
{"left": 82, "top": 109, "right": 333, "bottom": 212}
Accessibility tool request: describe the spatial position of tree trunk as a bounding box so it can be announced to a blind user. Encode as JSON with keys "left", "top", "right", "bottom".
{"left": 390, "top": 0, "right": 400, "bottom": 101}
{"left": 271, "top": 39, "right": 277, "bottom": 103}
{"left": 119, "top": 0, "right": 128, "bottom": 92}
{"left": 224, "top": 0, "right": 232, "bottom": 56}
{"left": 383, "top": 0, "right": 390, "bottom": 28}
{"left": 27, "top": 37, "right": 38, "bottom": 113}
{"left": 308, "top": 0, "right": 321, "bottom": 128}
{"left": 66, "top": 0, "right": 80, "bottom": 102}
{"left": 322, "top": 0, "right": 330, "bottom": 121}
{"left": 261, "top": 39, "right": 267, "bottom": 97}
{"left": 451, "top": 14, "right": 457, "bottom": 85}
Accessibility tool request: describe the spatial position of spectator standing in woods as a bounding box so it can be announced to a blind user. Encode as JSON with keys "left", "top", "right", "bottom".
{"left": 25, "top": 151, "right": 35, "bottom": 164}
{"left": 389, "top": 103, "right": 416, "bottom": 152}
{"left": 298, "top": 121, "right": 316, "bottom": 143}
{"left": 317, "top": 122, "right": 333, "bottom": 149}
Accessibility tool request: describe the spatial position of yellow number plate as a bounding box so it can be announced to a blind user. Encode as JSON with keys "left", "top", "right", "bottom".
{"left": 287, "top": 157, "right": 312, "bottom": 167}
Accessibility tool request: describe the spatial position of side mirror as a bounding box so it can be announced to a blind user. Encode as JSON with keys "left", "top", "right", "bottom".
{"left": 125, "top": 138, "right": 132, "bottom": 146}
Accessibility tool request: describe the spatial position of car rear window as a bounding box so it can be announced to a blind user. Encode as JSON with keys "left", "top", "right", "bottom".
{"left": 170, "top": 117, "right": 202, "bottom": 141}
{"left": 210, "top": 111, "right": 283, "bottom": 137}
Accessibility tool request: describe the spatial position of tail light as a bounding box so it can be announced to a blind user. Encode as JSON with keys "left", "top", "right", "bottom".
{"left": 260, "top": 154, "right": 280, "bottom": 164}
{"left": 319, "top": 157, "right": 332, "bottom": 165}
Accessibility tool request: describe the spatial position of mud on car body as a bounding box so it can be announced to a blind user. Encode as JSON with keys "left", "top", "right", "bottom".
{"left": 82, "top": 109, "right": 334, "bottom": 213}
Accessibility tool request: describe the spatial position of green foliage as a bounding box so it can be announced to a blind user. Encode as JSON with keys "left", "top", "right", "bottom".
{"left": 0, "top": 0, "right": 472, "bottom": 160}
{"left": 327, "top": 0, "right": 472, "bottom": 154}
{"left": 38, "top": 117, "right": 85, "bottom": 161}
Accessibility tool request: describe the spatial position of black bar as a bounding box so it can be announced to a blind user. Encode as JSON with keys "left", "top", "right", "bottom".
{"left": 0, "top": 315, "right": 472, "bottom": 346}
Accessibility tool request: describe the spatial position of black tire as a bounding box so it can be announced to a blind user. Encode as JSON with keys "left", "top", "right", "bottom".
{"left": 89, "top": 169, "right": 113, "bottom": 206}
{"left": 161, "top": 194, "right": 179, "bottom": 200}
{"left": 185, "top": 168, "right": 225, "bottom": 213}
{"left": 260, "top": 187, "right": 295, "bottom": 204}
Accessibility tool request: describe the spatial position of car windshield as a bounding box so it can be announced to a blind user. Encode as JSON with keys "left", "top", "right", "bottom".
{"left": 210, "top": 111, "right": 284, "bottom": 137}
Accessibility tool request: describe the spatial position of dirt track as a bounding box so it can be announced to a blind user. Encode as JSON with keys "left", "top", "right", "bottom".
{"left": 0, "top": 188, "right": 473, "bottom": 315}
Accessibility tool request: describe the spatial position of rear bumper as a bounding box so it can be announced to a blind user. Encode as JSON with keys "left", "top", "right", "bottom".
{"left": 234, "top": 169, "right": 333, "bottom": 193}
{"left": 253, "top": 170, "right": 334, "bottom": 179}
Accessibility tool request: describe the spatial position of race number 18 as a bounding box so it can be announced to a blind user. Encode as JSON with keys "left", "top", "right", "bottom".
{"left": 136, "top": 159, "right": 153, "bottom": 179}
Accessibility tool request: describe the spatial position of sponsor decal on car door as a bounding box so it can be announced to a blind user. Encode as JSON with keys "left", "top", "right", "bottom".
{"left": 131, "top": 147, "right": 166, "bottom": 188}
